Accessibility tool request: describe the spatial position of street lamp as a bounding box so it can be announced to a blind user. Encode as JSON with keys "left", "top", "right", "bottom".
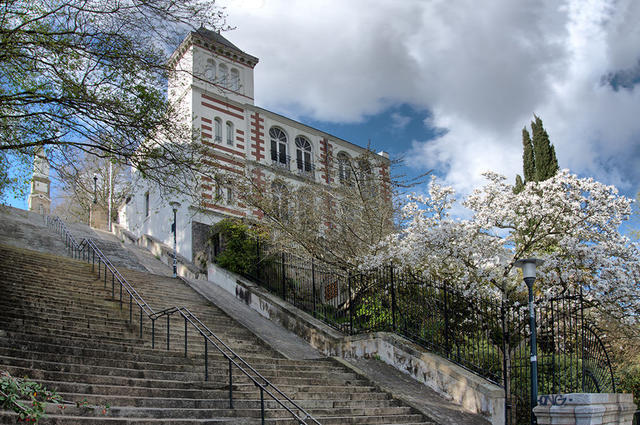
{"left": 169, "top": 201, "right": 181, "bottom": 278}
{"left": 515, "top": 258, "right": 544, "bottom": 425}
{"left": 93, "top": 174, "right": 98, "bottom": 204}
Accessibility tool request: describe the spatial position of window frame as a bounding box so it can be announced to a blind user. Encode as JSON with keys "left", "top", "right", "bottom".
{"left": 337, "top": 152, "right": 352, "bottom": 185}
{"left": 269, "top": 127, "right": 289, "bottom": 167}
{"left": 214, "top": 118, "right": 222, "bottom": 142}
{"left": 226, "top": 121, "right": 234, "bottom": 146}
{"left": 295, "top": 136, "right": 313, "bottom": 173}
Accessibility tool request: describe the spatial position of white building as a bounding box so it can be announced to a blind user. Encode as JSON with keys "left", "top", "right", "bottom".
{"left": 118, "top": 28, "right": 390, "bottom": 264}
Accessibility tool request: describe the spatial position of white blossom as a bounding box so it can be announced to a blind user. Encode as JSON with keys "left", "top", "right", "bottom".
{"left": 364, "top": 169, "right": 640, "bottom": 322}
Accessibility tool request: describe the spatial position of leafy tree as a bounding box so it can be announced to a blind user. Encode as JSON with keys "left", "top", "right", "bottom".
{"left": 52, "top": 153, "right": 130, "bottom": 225}
{"left": 370, "top": 170, "right": 640, "bottom": 322}
{"left": 0, "top": 0, "right": 229, "bottom": 199}
{"left": 515, "top": 116, "right": 559, "bottom": 193}
{"left": 234, "top": 150, "right": 428, "bottom": 272}
{"left": 209, "top": 219, "right": 262, "bottom": 276}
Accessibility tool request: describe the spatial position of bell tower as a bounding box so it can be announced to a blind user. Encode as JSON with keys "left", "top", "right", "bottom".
{"left": 28, "top": 148, "right": 51, "bottom": 215}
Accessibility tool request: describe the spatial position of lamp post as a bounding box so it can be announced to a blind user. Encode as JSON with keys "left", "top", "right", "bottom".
{"left": 169, "top": 201, "right": 180, "bottom": 278}
{"left": 89, "top": 173, "right": 98, "bottom": 227}
{"left": 515, "top": 258, "right": 544, "bottom": 425}
{"left": 93, "top": 174, "right": 98, "bottom": 204}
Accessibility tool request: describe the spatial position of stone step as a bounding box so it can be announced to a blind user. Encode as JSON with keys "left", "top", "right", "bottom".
{"left": 0, "top": 411, "right": 255, "bottom": 424}
{"left": 0, "top": 241, "right": 434, "bottom": 425}
{"left": 0, "top": 355, "right": 361, "bottom": 383}
{"left": 56, "top": 393, "right": 401, "bottom": 410}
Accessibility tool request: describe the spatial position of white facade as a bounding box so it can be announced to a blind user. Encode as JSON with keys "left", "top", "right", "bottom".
{"left": 119, "top": 28, "right": 390, "bottom": 264}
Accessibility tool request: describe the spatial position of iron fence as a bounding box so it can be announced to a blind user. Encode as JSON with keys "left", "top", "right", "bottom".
{"left": 228, "top": 244, "right": 617, "bottom": 425}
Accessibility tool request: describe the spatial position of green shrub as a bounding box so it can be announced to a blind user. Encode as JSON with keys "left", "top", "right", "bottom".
{"left": 0, "top": 371, "right": 62, "bottom": 422}
{"left": 616, "top": 361, "right": 640, "bottom": 407}
{"left": 209, "top": 219, "right": 261, "bottom": 276}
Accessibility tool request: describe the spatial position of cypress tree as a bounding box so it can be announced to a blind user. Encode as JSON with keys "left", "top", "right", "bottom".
{"left": 531, "top": 115, "right": 559, "bottom": 181}
{"left": 514, "top": 174, "right": 524, "bottom": 194}
{"left": 522, "top": 128, "right": 536, "bottom": 182}
{"left": 515, "top": 115, "right": 559, "bottom": 191}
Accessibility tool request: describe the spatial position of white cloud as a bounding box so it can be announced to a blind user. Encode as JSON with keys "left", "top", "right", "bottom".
{"left": 218, "top": 0, "right": 640, "bottom": 197}
{"left": 391, "top": 113, "right": 411, "bottom": 129}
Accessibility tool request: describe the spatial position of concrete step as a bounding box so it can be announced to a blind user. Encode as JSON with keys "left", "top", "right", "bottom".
{"left": 0, "top": 240, "right": 435, "bottom": 425}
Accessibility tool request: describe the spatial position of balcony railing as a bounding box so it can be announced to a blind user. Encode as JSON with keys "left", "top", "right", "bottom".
{"left": 296, "top": 162, "right": 315, "bottom": 180}
{"left": 271, "top": 155, "right": 291, "bottom": 170}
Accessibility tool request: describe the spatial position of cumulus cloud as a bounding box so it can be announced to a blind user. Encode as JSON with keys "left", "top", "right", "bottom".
{"left": 219, "top": 0, "right": 640, "bottom": 196}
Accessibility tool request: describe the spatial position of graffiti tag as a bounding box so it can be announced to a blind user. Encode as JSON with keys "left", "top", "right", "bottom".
{"left": 537, "top": 394, "right": 567, "bottom": 406}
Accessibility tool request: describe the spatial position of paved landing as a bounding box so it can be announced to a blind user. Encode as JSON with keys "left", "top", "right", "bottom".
{"left": 342, "top": 358, "right": 492, "bottom": 425}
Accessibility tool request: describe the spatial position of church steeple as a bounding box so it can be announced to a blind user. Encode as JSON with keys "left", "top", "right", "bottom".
{"left": 28, "top": 148, "right": 51, "bottom": 215}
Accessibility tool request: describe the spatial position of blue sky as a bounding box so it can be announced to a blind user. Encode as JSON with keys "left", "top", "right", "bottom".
{"left": 7, "top": 0, "right": 640, "bottom": 234}
{"left": 216, "top": 0, "right": 640, "bottom": 233}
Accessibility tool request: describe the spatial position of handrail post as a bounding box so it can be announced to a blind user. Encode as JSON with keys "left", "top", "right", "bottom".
{"left": 184, "top": 316, "right": 188, "bottom": 357}
{"left": 204, "top": 336, "right": 208, "bottom": 381}
{"left": 139, "top": 307, "right": 143, "bottom": 339}
{"left": 260, "top": 387, "right": 265, "bottom": 425}
{"left": 443, "top": 278, "right": 451, "bottom": 354}
{"left": 129, "top": 294, "right": 133, "bottom": 323}
{"left": 390, "top": 264, "right": 397, "bottom": 332}
{"left": 228, "top": 358, "right": 233, "bottom": 409}
{"left": 311, "top": 259, "right": 316, "bottom": 317}
{"left": 347, "top": 272, "right": 353, "bottom": 334}
{"left": 152, "top": 319, "right": 155, "bottom": 349}
{"left": 167, "top": 314, "right": 170, "bottom": 350}
{"left": 281, "top": 252, "right": 286, "bottom": 299}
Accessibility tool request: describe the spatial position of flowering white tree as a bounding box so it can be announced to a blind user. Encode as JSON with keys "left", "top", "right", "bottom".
{"left": 368, "top": 170, "right": 640, "bottom": 323}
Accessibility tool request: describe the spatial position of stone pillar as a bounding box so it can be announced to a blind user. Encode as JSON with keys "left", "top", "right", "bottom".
{"left": 534, "top": 393, "right": 636, "bottom": 425}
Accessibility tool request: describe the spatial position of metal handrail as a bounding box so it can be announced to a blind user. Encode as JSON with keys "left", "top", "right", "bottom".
{"left": 46, "top": 216, "right": 321, "bottom": 425}
{"left": 82, "top": 238, "right": 154, "bottom": 316}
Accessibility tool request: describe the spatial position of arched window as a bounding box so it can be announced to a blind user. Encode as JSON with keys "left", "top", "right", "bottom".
{"left": 205, "top": 58, "right": 216, "bottom": 82}
{"left": 295, "top": 136, "right": 313, "bottom": 175}
{"left": 337, "top": 152, "right": 352, "bottom": 185}
{"left": 226, "top": 185, "right": 234, "bottom": 204}
{"left": 214, "top": 118, "right": 222, "bottom": 141}
{"left": 358, "top": 158, "right": 376, "bottom": 197}
{"left": 271, "top": 181, "right": 289, "bottom": 220}
{"left": 226, "top": 121, "right": 234, "bottom": 146}
{"left": 230, "top": 68, "right": 240, "bottom": 91}
{"left": 269, "top": 127, "right": 288, "bottom": 168}
{"left": 218, "top": 64, "right": 228, "bottom": 87}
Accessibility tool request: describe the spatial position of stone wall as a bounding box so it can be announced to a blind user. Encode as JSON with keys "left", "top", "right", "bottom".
{"left": 534, "top": 393, "right": 636, "bottom": 425}
{"left": 207, "top": 261, "right": 505, "bottom": 425}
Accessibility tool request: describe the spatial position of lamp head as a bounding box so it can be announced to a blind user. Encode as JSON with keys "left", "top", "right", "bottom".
{"left": 169, "top": 201, "right": 181, "bottom": 212}
{"left": 515, "top": 258, "right": 544, "bottom": 280}
{"left": 93, "top": 173, "right": 97, "bottom": 182}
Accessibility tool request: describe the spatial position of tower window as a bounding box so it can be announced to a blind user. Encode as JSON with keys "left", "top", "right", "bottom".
{"left": 218, "top": 64, "right": 228, "bottom": 87}
{"left": 205, "top": 58, "right": 216, "bottom": 82}
{"left": 230, "top": 68, "right": 240, "bottom": 91}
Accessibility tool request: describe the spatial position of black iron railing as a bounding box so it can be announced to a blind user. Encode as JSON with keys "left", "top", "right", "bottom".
{"left": 46, "top": 216, "right": 321, "bottom": 425}
{"left": 234, "top": 244, "right": 617, "bottom": 425}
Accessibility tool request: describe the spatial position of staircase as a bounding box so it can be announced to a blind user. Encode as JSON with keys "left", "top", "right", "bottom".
{"left": 0, "top": 235, "right": 434, "bottom": 423}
